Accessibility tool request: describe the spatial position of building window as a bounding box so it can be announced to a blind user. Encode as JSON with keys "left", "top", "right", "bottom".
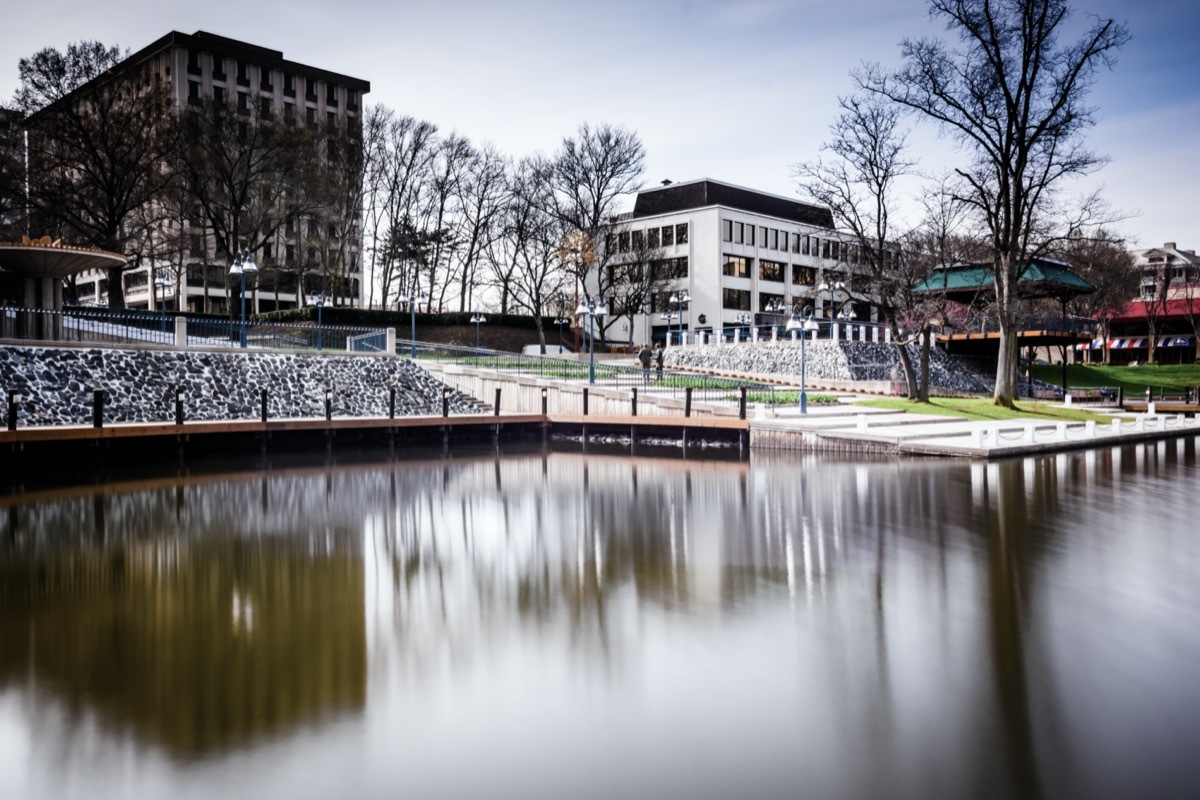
{"left": 646, "top": 228, "right": 659, "bottom": 249}
{"left": 212, "top": 57, "right": 226, "bottom": 81}
{"left": 237, "top": 61, "right": 249, "bottom": 87}
{"left": 347, "top": 90, "right": 358, "bottom": 110}
{"left": 260, "top": 97, "right": 272, "bottom": 117}
{"left": 632, "top": 229, "right": 645, "bottom": 251}
{"left": 802, "top": 235, "right": 811, "bottom": 256}
{"left": 792, "top": 233, "right": 801, "bottom": 253}
{"left": 812, "top": 237, "right": 820, "bottom": 258}
{"left": 260, "top": 69, "right": 273, "bottom": 91}
{"left": 722, "top": 220, "right": 733, "bottom": 243}
{"left": 650, "top": 257, "right": 688, "bottom": 281}
{"left": 617, "top": 231, "right": 630, "bottom": 252}
{"left": 238, "top": 92, "right": 249, "bottom": 114}
{"left": 759, "top": 259, "right": 784, "bottom": 282}
{"left": 661, "top": 225, "right": 674, "bottom": 247}
{"left": 213, "top": 86, "right": 225, "bottom": 105}
{"left": 676, "top": 223, "right": 688, "bottom": 244}
{"left": 326, "top": 84, "right": 338, "bottom": 107}
{"left": 722, "top": 288, "right": 752, "bottom": 311}
{"left": 283, "top": 73, "right": 295, "bottom": 97}
{"left": 187, "top": 80, "right": 201, "bottom": 105}
{"left": 759, "top": 227, "right": 768, "bottom": 247}
{"left": 759, "top": 292, "right": 784, "bottom": 312}
{"left": 723, "top": 255, "right": 750, "bottom": 278}
{"left": 792, "top": 265, "right": 816, "bottom": 287}
{"left": 305, "top": 78, "right": 317, "bottom": 101}
{"left": 306, "top": 107, "right": 316, "bottom": 124}
{"left": 286, "top": 244, "right": 296, "bottom": 264}
{"left": 734, "top": 222, "right": 744, "bottom": 245}
{"left": 187, "top": 49, "right": 201, "bottom": 75}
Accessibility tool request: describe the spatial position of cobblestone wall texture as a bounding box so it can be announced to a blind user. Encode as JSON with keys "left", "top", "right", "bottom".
{"left": 0, "top": 346, "right": 481, "bottom": 426}
{"left": 665, "top": 340, "right": 995, "bottom": 393}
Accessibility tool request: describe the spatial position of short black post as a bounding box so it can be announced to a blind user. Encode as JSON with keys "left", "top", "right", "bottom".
{"left": 325, "top": 389, "right": 333, "bottom": 422}
{"left": 389, "top": 386, "right": 396, "bottom": 419}
{"left": 541, "top": 387, "right": 548, "bottom": 415}
{"left": 93, "top": 389, "right": 104, "bottom": 429}
{"left": 260, "top": 389, "right": 268, "bottom": 424}
{"left": 684, "top": 387, "right": 693, "bottom": 418}
{"left": 442, "top": 387, "right": 450, "bottom": 418}
{"left": 174, "top": 386, "right": 184, "bottom": 426}
{"left": 583, "top": 388, "right": 589, "bottom": 416}
{"left": 494, "top": 388, "right": 501, "bottom": 417}
{"left": 631, "top": 387, "right": 638, "bottom": 417}
{"left": 7, "top": 390, "right": 18, "bottom": 431}
{"left": 1117, "top": 386, "right": 1125, "bottom": 408}
{"left": 1146, "top": 387, "right": 1152, "bottom": 402}
{"left": 739, "top": 387, "right": 747, "bottom": 420}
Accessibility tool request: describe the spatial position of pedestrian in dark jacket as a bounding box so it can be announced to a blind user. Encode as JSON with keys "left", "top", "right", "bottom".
{"left": 638, "top": 344, "right": 652, "bottom": 380}
{"left": 653, "top": 344, "right": 664, "bottom": 380}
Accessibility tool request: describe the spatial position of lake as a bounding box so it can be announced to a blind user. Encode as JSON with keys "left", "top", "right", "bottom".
{"left": 2, "top": 440, "right": 1199, "bottom": 799}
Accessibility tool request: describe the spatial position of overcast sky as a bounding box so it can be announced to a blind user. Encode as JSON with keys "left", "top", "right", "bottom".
{"left": 2, "top": 0, "right": 1197, "bottom": 250}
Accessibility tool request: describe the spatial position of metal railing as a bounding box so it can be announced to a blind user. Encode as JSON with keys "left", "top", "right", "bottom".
{"left": 406, "top": 340, "right": 777, "bottom": 405}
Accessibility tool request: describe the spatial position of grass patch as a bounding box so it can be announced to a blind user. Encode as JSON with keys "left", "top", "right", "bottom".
{"left": 744, "top": 391, "right": 839, "bottom": 405}
{"left": 856, "top": 396, "right": 1119, "bottom": 423}
{"left": 1033, "top": 363, "right": 1200, "bottom": 394}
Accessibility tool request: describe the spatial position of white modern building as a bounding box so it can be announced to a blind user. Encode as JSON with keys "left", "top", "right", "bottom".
{"left": 594, "top": 179, "right": 884, "bottom": 347}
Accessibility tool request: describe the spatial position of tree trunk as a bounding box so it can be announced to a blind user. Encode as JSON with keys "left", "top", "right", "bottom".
{"left": 892, "top": 334, "right": 918, "bottom": 401}
{"left": 994, "top": 323, "right": 1018, "bottom": 407}
{"left": 919, "top": 328, "right": 932, "bottom": 403}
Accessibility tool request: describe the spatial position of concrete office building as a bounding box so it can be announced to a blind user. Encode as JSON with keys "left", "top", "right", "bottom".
{"left": 593, "top": 179, "right": 886, "bottom": 347}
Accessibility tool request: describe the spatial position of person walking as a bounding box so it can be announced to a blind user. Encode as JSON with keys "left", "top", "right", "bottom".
{"left": 653, "top": 344, "right": 664, "bottom": 381}
{"left": 638, "top": 343, "right": 652, "bottom": 381}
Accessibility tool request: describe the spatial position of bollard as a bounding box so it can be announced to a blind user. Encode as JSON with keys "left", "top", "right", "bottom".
{"left": 175, "top": 386, "right": 185, "bottom": 426}
{"left": 1117, "top": 386, "right": 1124, "bottom": 407}
{"left": 93, "top": 390, "right": 105, "bottom": 429}
{"left": 1086, "top": 420, "right": 1096, "bottom": 437}
{"left": 684, "top": 387, "right": 693, "bottom": 418}
{"left": 442, "top": 387, "right": 450, "bottom": 418}
{"left": 389, "top": 386, "right": 396, "bottom": 419}
{"left": 1111, "top": 418, "right": 1121, "bottom": 433}
{"left": 583, "top": 388, "right": 589, "bottom": 416}
{"left": 494, "top": 388, "right": 501, "bottom": 417}
{"left": 631, "top": 387, "right": 638, "bottom": 417}
{"left": 739, "top": 387, "right": 747, "bottom": 420}
{"left": 541, "top": 387, "right": 548, "bottom": 415}
{"left": 260, "top": 389, "right": 268, "bottom": 424}
{"left": 7, "top": 390, "right": 18, "bottom": 431}
{"left": 325, "top": 389, "right": 333, "bottom": 422}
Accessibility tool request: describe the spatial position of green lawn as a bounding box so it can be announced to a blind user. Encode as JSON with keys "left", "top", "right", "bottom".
{"left": 856, "top": 396, "right": 1119, "bottom": 423}
{"left": 1032, "top": 363, "right": 1200, "bottom": 394}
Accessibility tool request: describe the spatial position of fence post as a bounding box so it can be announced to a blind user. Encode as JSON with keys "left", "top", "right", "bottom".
{"left": 386, "top": 327, "right": 397, "bottom": 356}
{"left": 583, "top": 388, "right": 589, "bottom": 416}
{"left": 541, "top": 387, "right": 548, "bottom": 415}
{"left": 442, "top": 387, "right": 450, "bottom": 417}
{"left": 1117, "top": 386, "right": 1124, "bottom": 407}
{"left": 93, "top": 390, "right": 104, "bottom": 429}
{"left": 494, "top": 388, "right": 501, "bottom": 416}
{"left": 260, "top": 389, "right": 268, "bottom": 424}
{"left": 685, "top": 387, "right": 693, "bottom": 418}
{"left": 175, "top": 316, "right": 187, "bottom": 348}
{"left": 739, "top": 387, "right": 747, "bottom": 420}
{"left": 631, "top": 387, "right": 638, "bottom": 417}
{"left": 7, "top": 390, "right": 18, "bottom": 431}
{"left": 389, "top": 385, "right": 396, "bottom": 419}
{"left": 325, "top": 388, "right": 333, "bottom": 421}
{"left": 175, "top": 386, "right": 185, "bottom": 426}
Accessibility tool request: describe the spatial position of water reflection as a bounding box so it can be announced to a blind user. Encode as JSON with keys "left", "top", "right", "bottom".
{"left": 2, "top": 440, "right": 1199, "bottom": 800}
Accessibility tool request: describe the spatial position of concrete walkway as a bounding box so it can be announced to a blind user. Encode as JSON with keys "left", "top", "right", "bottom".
{"left": 750, "top": 400, "right": 1200, "bottom": 458}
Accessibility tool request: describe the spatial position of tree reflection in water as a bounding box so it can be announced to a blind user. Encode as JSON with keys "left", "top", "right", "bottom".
{"left": 1, "top": 439, "right": 1199, "bottom": 800}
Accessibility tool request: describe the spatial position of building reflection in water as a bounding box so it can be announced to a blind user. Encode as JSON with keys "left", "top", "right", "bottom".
{"left": 1, "top": 438, "right": 1199, "bottom": 800}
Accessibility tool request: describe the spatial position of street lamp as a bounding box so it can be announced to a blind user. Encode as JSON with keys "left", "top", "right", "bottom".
{"left": 786, "top": 310, "right": 821, "bottom": 413}
{"left": 818, "top": 278, "right": 846, "bottom": 318}
{"left": 405, "top": 285, "right": 428, "bottom": 359}
{"left": 735, "top": 311, "right": 753, "bottom": 342}
{"left": 470, "top": 313, "right": 486, "bottom": 349}
{"left": 228, "top": 248, "right": 258, "bottom": 348}
{"left": 574, "top": 295, "right": 608, "bottom": 384}
{"left": 306, "top": 292, "right": 331, "bottom": 351}
{"left": 554, "top": 316, "right": 571, "bottom": 352}
{"left": 665, "top": 289, "right": 690, "bottom": 346}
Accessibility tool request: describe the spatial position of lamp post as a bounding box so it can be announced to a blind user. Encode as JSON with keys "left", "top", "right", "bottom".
{"left": 306, "top": 292, "right": 330, "bottom": 351}
{"left": 786, "top": 311, "right": 821, "bottom": 413}
{"left": 228, "top": 249, "right": 258, "bottom": 348}
{"left": 574, "top": 295, "right": 608, "bottom": 384}
{"left": 470, "top": 313, "right": 486, "bottom": 349}
{"left": 735, "top": 311, "right": 753, "bottom": 342}
{"left": 666, "top": 289, "right": 690, "bottom": 346}
{"left": 554, "top": 316, "right": 571, "bottom": 352}
{"left": 153, "top": 268, "right": 172, "bottom": 334}
{"left": 405, "top": 286, "right": 428, "bottom": 359}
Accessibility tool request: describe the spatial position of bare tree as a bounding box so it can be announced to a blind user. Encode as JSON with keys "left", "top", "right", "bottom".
{"left": 862, "top": 0, "right": 1130, "bottom": 405}
{"left": 17, "top": 40, "right": 176, "bottom": 307}
{"left": 794, "top": 93, "right": 921, "bottom": 398}
{"left": 174, "top": 96, "right": 322, "bottom": 316}
{"left": 447, "top": 144, "right": 507, "bottom": 312}
{"left": 1055, "top": 232, "right": 1136, "bottom": 364}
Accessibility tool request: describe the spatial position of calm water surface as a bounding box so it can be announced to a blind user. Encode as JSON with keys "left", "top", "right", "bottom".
{"left": 2, "top": 441, "right": 1200, "bottom": 800}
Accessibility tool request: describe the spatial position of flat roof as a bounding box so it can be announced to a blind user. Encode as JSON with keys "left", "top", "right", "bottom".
{"left": 631, "top": 179, "right": 835, "bottom": 229}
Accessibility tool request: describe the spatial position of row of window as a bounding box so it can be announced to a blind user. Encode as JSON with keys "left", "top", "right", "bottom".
{"left": 721, "top": 220, "right": 899, "bottom": 266}
{"left": 607, "top": 257, "right": 688, "bottom": 287}
{"left": 608, "top": 223, "right": 689, "bottom": 253}
{"left": 722, "top": 254, "right": 871, "bottom": 291}
{"left": 186, "top": 49, "right": 358, "bottom": 108}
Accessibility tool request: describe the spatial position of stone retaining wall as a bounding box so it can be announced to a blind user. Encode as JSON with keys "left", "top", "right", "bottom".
{"left": 665, "top": 340, "right": 994, "bottom": 394}
{"left": 0, "top": 345, "right": 481, "bottom": 426}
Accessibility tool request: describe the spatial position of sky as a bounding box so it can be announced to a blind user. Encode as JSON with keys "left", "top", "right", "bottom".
{"left": 2, "top": 0, "right": 1197, "bottom": 250}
